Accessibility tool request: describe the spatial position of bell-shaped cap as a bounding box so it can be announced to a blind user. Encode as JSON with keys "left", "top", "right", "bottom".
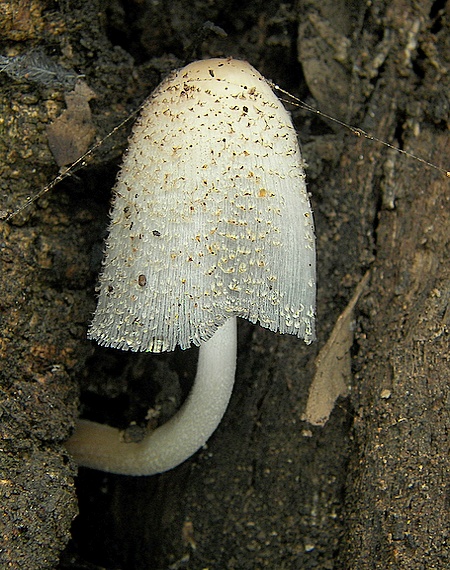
{"left": 89, "top": 58, "right": 316, "bottom": 352}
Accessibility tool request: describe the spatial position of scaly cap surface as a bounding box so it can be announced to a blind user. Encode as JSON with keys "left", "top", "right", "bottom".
{"left": 89, "top": 58, "right": 316, "bottom": 352}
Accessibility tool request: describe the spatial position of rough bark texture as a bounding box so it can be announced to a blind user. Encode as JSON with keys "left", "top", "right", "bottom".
{"left": 0, "top": 0, "right": 448, "bottom": 569}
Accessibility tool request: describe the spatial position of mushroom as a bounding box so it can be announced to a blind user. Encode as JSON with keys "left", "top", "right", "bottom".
{"left": 65, "top": 58, "right": 316, "bottom": 476}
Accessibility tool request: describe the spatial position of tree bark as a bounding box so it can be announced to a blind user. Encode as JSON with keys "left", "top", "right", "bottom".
{"left": 1, "top": 0, "right": 448, "bottom": 569}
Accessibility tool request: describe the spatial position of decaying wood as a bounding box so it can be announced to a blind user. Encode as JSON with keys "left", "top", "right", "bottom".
{"left": 304, "top": 271, "right": 370, "bottom": 427}
{"left": 1, "top": 0, "right": 448, "bottom": 569}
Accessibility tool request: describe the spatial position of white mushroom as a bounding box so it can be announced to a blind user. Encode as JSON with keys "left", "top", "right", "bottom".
{"left": 65, "top": 58, "right": 316, "bottom": 476}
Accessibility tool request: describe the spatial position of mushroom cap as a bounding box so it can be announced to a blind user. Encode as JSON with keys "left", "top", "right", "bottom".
{"left": 89, "top": 58, "right": 316, "bottom": 352}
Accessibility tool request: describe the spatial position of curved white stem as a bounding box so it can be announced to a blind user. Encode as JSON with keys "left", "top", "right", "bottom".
{"left": 65, "top": 317, "right": 237, "bottom": 476}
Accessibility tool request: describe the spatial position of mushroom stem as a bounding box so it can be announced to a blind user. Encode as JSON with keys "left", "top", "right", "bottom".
{"left": 65, "top": 317, "right": 237, "bottom": 475}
